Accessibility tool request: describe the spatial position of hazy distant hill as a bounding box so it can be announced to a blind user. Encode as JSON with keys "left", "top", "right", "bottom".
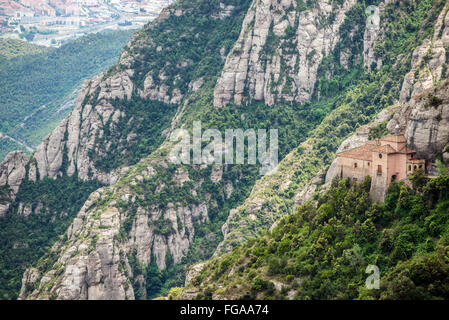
{"left": 0, "top": 39, "right": 49, "bottom": 60}
{"left": 0, "top": 30, "right": 134, "bottom": 161}
{"left": 2, "top": 0, "right": 449, "bottom": 302}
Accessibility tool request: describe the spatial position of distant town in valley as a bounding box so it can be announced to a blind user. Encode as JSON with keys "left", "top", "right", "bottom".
{"left": 0, "top": 0, "right": 174, "bottom": 46}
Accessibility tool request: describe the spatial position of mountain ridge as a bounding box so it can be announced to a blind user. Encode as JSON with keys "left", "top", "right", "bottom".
{"left": 0, "top": 0, "right": 448, "bottom": 300}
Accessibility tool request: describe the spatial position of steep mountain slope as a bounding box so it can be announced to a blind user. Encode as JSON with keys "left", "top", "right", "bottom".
{"left": 12, "top": 0, "right": 358, "bottom": 300}
{"left": 215, "top": 0, "right": 449, "bottom": 256}
{"left": 179, "top": 63, "right": 449, "bottom": 297}
{"left": 180, "top": 172, "right": 449, "bottom": 300}
{"left": 3, "top": 0, "right": 449, "bottom": 301}
{"left": 3, "top": 0, "right": 256, "bottom": 300}
{"left": 213, "top": 0, "right": 357, "bottom": 107}
{"left": 178, "top": 1, "right": 449, "bottom": 298}
{"left": 0, "top": 30, "right": 134, "bottom": 161}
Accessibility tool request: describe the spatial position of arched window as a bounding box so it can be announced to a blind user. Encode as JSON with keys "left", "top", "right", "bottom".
{"left": 354, "top": 163, "right": 358, "bottom": 169}
{"left": 379, "top": 153, "right": 383, "bottom": 159}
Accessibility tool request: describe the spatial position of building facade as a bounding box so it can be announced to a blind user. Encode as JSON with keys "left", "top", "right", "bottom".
{"left": 336, "top": 134, "right": 426, "bottom": 202}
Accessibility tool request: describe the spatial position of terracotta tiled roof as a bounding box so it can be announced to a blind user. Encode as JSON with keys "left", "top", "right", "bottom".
{"left": 336, "top": 143, "right": 376, "bottom": 161}
{"left": 397, "top": 144, "right": 415, "bottom": 154}
{"left": 371, "top": 144, "right": 397, "bottom": 154}
{"left": 337, "top": 134, "right": 418, "bottom": 161}
{"left": 380, "top": 135, "right": 407, "bottom": 143}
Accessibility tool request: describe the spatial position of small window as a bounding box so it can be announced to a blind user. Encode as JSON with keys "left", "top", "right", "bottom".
{"left": 408, "top": 165, "right": 412, "bottom": 171}
{"left": 368, "top": 162, "right": 370, "bottom": 166}
{"left": 414, "top": 165, "right": 417, "bottom": 170}
{"left": 354, "top": 163, "right": 358, "bottom": 169}
{"left": 379, "top": 153, "right": 383, "bottom": 159}
{"left": 419, "top": 165, "right": 423, "bottom": 169}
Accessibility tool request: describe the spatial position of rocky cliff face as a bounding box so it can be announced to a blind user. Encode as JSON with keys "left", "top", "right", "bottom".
{"left": 0, "top": 151, "right": 28, "bottom": 216}
{"left": 399, "top": 2, "right": 449, "bottom": 103}
{"left": 0, "top": 5, "right": 199, "bottom": 214}
{"left": 392, "top": 79, "right": 449, "bottom": 161}
{"left": 16, "top": 0, "right": 254, "bottom": 299}
{"left": 0, "top": 67, "right": 135, "bottom": 222}
{"left": 213, "top": 0, "right": 356, "bottom": 107}
{"left": 17, "top": 152, "right": 232, "bottom": 299}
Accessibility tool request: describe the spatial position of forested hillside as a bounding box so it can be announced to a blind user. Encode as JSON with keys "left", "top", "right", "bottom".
{"left": 0, "top": 39, "right": 49, "bottom": 60}
{"left": 0, "top": 30, "right": 134, "bottom": 161}
{"left": 179, "top": 170, "right": 449, "bottom": 299}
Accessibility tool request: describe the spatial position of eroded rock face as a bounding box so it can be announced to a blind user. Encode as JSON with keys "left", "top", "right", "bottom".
{"left": 0, "top": 38, "right": 141, "bottom": 202}
{"left": 0, "top": 151, "right": 28, "bottom": 194}
{"left": 387, "top": 6, "right": 449, "bottom": 155}
{"left": 18, "top": 157, "right": 214, "bottom": 300}
{"left": 19, "top": 189, "right": 135, "bottom": 300}
{"left": 387, "top": 80, "right": 449, "bottom": 160}
{"left": 399, "top": 3, "right": 449, "bottom": 103}
{"left": 0, "top": 151, "right": 32, "bottom": 216}
{"left": 213, "top": 0, "right": 356, "bottom": 107}
{"left": 33, "top": 74, "right": 128, "bottom": 186}
{"left": 184, "top": 262, "right": 205, "bottom": 286}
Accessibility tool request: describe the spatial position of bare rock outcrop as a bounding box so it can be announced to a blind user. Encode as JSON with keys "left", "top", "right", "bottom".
{"left": 0, "top": 151, "right": 28, "bottom": 194}
{"left": 33, "top": 73, "right": 131, "bottom": 186}
{"left": 19, "top": 189, "right": 135, "bottom": 300}
{"left": 388, "top": 80, "right": 449, "bottom": 160}
{"left": 213, "top": 0, "right": 356, "bottom": 108}
{"left": 0, "top": 151, "right": 29, "bottom": 216}
{"left": 399, "top": 2, "right": 449, "bottom": 103}
{"left": 18, "top": 155, "right": 213, "bottom": 299}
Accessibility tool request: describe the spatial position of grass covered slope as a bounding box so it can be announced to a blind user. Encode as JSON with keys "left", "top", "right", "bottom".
{"left": 181, "top": 171, "right": 449, "bottom": 300}
{"left": 0, "top": 30, "right": 134, "bottom": 161}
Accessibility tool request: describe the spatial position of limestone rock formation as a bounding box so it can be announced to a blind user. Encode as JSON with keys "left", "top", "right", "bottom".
{"left": 0, "top": 69, "right": 135, "bottom": 207}
{"left": 213, "top": 0, "right": 356, "bottom": 108}
{"left": 0, "top": 151, "right": 28, "bottom": 194}
{"left": 0, "top": 151, "right": 29, "bottom": 216}
{"left": 0, "top": 30, "right": 159, "bottom": 209}
{"left": 18, "top": 154, "right": 214, "bottom": 299}
{"left": 388, "top": 80, "right": 449, "bottom": 160}
{"left": 399, "top": 2, "right": 449, "bottom": 103}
